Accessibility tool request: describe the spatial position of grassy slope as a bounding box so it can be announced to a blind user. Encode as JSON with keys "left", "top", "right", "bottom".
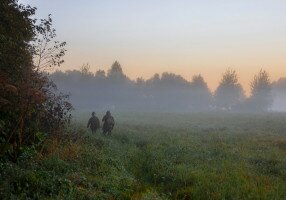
{"left": 1, "top": 112, "right": 286, "bottom": 199}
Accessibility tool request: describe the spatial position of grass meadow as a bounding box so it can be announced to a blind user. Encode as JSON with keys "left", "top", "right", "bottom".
{"left": 1, "top": 112, "right": 286, "bottom": 199}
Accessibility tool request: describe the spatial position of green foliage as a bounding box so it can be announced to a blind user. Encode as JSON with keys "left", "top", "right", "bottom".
{"left": 3, "top": 112, "right": 286, "bottom": 199}
{"left": 0, "top": 1, "right": 71, "bottom": 160}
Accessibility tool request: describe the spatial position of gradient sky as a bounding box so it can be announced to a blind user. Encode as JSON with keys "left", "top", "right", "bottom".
{"left": 20, "top": 0, "right": 286, "bottom": 93}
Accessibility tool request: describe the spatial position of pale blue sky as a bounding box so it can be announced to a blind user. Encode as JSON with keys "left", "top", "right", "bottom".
{"left": 19, "top": 0, "right": 286, "bottom": 91}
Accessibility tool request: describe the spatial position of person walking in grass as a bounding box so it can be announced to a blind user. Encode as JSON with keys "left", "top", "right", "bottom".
{"left": 102, "top": 111, "right": 115, "bottom": 135}
{"left": 87, "top": 112, "right": 100, "bottom": 134}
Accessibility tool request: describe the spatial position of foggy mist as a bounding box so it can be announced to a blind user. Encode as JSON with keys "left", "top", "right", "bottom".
{"left": 50, "top": 61, "right": 286, "bottom": 113}
{"left": 273, "top": 78, "right": 286, "bottom": 111}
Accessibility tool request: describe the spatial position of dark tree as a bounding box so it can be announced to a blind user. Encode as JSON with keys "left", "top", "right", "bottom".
{"left": 146, "top": 73, "right": 160, "bottom": 86}
{"left": 136, "top": 77, "right": 145, "bottom": 86}
{"left": 80, "top": 63, "right": 93, "bottom": 77}
{"left": 0, "top": 0, "right": 37, "bottom": 158}
{"left": 0, "top": 1, "right": 71, "bottom": 160}
{"left": 108, "top": 61, "right": 124, "bottom": 78}
{"left": 214, "top": 69, "right": 245, "bottom": 110}
{"left": 0, "top": 0, "right": 36, "bottom": 82}
{"left": 249, "top": 69, "right": 272, "bottom": 111}
{"left": 190, "top": 75, "right": 213, "bottom": 111}
{"left": 95, "top": 70, "right": 106, "bottom": 79}
{"left": 33, "top": 14, "right": 66, "bottom": 71}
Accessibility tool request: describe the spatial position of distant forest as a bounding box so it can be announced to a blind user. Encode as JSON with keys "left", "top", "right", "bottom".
{"left": 50, "top": 62, "right": 286, "bottom": 112}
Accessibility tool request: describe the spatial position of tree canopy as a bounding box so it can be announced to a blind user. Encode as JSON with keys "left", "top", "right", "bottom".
{"left": 214, "top": 69, "right": 245, "bottom": 110}
{"left": 249, "top": 70, "right": 272, "bottom": 111}
{"left": 0, "top": 0, "right": 71, "bottom": 160}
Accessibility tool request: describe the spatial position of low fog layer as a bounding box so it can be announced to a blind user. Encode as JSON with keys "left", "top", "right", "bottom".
{"left": 272, "top": 78, "right": 286, "bottom": 111}
{"left": 50, "top": 62, "right": 286, "bottom": 112}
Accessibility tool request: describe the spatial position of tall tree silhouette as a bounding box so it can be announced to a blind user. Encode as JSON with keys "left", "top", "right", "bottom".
{"left": 190, "top": 75, "right": 213, "bottom": 111}
{"left": 95, "top": 70, "right": 106, "bottom": 79}
{"left": 33, "top": 14, "right": 66, "bottom": 71}
{"left": 214, "top": 69, "right": 245, "bottom": 110}
{"left": 80, "top": 63, "right": 93, "bottom": 77}
{"left": 249, "top": 69, "right": 272, "bottom": 111}
{"left": 107, "top": 61, "right": 127, "bottom": 80}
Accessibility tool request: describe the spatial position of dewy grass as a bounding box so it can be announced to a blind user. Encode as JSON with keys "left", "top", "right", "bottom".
{"left": 1, "top": 112, "right": 286, "bottom": 199}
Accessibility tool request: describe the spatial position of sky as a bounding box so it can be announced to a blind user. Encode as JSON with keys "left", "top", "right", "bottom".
{"left": 20, "top": 0, "right": 286, "bottom": 93}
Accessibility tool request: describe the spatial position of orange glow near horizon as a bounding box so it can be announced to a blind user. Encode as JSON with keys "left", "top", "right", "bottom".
{"left": 24, "top": 0, "right": 286, "bottom": 95}
{"left": 59, "top": 50, "right": 286, "bottom": 95}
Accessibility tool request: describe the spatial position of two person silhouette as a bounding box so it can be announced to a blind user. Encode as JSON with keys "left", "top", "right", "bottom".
{"left": 87, "top": 111, "right": 115, "bottom": 135}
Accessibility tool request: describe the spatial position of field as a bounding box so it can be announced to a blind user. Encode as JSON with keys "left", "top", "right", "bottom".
{"left": 1, "top": 112, "right": 286, "bottom": 199}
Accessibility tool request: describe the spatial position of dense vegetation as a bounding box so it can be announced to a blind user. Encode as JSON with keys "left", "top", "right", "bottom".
{"left": 51, "top": 63, "right": 283, "bottom": 112}
{"left": 0, "top": 0, "right": 71, "bottom": 160}
{"left": 1, "top": 112, "right": 286, "bottom": 199}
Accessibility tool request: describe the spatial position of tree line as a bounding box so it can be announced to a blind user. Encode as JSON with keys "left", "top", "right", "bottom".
{"left": 51, "top": 62, "right": 274, "bottom": 112}
{"left": 0, "top": 0, "right": 283, "bottom": 162}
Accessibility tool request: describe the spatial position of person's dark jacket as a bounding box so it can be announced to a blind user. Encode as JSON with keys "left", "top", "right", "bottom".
{"left": 87, "top": 116, "right": 100, "bottom": 131}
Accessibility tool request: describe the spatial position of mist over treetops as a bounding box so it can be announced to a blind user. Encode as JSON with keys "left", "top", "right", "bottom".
{"left": 50, "top": 61, "right": 286, "bottom": 112}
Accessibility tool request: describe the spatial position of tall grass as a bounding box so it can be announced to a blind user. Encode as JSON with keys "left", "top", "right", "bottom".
{"left": 1, "top": 112, "right": 286, "bottom": 199}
